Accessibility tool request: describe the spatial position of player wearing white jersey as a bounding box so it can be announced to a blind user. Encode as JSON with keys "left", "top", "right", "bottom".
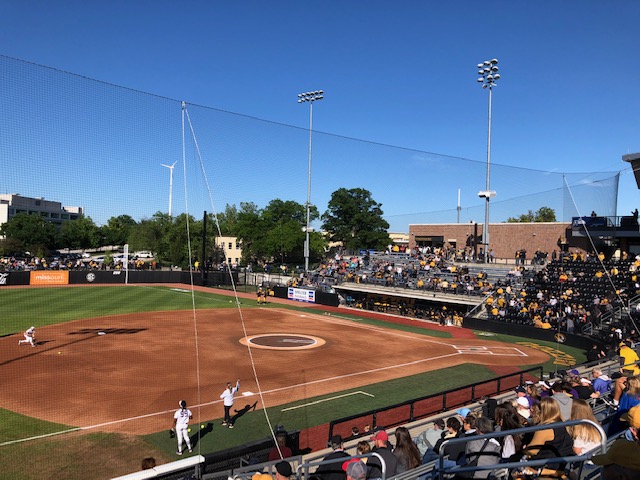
{"left": 18, "top": 326, "right": 36, "bottom": 347}
{"left": 220, "top": 379, "right": 240, "bottom": 428}
{"left": 173, "top": 400, "right": 193, "bottom": 455}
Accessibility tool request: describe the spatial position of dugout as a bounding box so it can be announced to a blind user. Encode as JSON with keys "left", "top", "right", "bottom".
{"left": 463, "top": 315, "right": 599, "bottom": 350}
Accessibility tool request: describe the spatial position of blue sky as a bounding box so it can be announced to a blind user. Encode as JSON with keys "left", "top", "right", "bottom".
{"left": 1, "top": 1, "right": 639, "bottom": 232}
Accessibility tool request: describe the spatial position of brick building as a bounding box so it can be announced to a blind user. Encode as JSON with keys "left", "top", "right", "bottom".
{"left": 409, "top": 222, "right": 572, "bottom": 261}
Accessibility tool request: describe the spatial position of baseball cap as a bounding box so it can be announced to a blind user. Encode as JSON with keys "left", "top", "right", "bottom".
{"left": 621, "top": 405, "right": 640, "bottom": 429}
{"left": 569, "top": 369, "right": 579, "bottom": 375}
{"left": 329, "top": 434, "right": 343, "bottom": 446}
{"left": 536, "top": 380, "right": 550, "bottom": 389}
{"left": 514, "top": 386, "right": 526, "bottom": 393}
{"left": 275, "top": 460, "right": 292, "bottom": 477}
{"left": 342, "top": 459, "right": 367, "bottom": 480}
{"left": 516, "top": 397, "right": 530, "bottom": 408}
{"left": 456, "top": 408, "right": 471, "bottom": 418}
{"left": 370, "top": 430, "right": 388, "bottom": 441}
{"left": 580, "top": 378, "right": 592, "bottom": 384}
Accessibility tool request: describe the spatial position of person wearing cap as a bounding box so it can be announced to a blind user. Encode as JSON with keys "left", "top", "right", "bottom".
{"left": 574, "top": 377, "right": 595, "bottom": 400}
{"left": 423, "top": 418, "right": 446, "bottom": 450}
{"left": 456, "top": 407, "right": 471, "bottom": 423}
{"left": 366, "top": 430, "right": 397, "bottom": 480}
{"left": 515, "top": 386, "right": 534, "bottom": 408}
{"left": 536, "top": 380, "right": 552, "bottom": 398}
{"left": 591, "top": 404, "right": 640, "bottom": 477}
{"left": 274, "top": 460, "right": 293, "bottom": 480}
{"left": 342, "top": 459, "right": 366, "bottom": 480}
{"left": 314, "top": 434, "right": 350, "bottom": 480}
{"left": 515, "top": 397, "right": 532, "bottom": 425}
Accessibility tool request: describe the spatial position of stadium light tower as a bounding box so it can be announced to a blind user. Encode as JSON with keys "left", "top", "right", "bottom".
{"left": 477, "top": 59, "right": 500, "bottom": 263}
{"left": 297, "top": 90, "right": 324, "bottom": 276}
{"left": 161, "top": 161, "right": 177, "bottom": 219}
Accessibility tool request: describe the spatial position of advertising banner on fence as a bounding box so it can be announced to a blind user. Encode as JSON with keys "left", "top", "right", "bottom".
{"left": 287, "top": 287, "right": 316, "bottom": 303}
{"left": 30, "top": 271, "right": 69, "bottom": 285}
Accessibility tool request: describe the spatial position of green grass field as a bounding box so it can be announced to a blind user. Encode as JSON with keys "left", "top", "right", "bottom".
{"left": 0, "top": 285, "right": 587, "bottom": 479}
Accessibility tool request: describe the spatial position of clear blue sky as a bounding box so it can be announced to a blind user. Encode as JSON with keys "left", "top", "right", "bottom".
{"left": 1, "top": 1, "right": 639, "bottom": 232}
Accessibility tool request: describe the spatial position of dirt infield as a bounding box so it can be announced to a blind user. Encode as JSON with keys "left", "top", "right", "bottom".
{"left": 0, "top": 303, "right": 549, "bottom": 437}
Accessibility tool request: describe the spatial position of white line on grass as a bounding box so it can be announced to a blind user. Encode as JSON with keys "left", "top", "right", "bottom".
{"left": 281, "top": 391, "right": 374, "bottom": 412}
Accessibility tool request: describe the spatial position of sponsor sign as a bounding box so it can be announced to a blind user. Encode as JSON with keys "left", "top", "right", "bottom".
{"left": 287, "top": 287, "right": 316, "bottom": 303}
{"left": 30, "top": 270, "right": 69, "bottom": 285}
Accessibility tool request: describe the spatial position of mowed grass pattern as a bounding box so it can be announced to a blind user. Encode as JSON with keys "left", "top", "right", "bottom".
{"left": 0, "top": 286, "right": 243, "bottom": 335}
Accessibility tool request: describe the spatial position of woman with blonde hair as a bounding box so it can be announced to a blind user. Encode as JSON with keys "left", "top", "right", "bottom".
{"left": 611, "top": 374, "right": 640, "bottom": 434}
{"left": 569, "top": 399, "right": 601, "bottom": 455}
{"left": 356, "top": 440, "right": 371, "bottom": 463}
{"left": 521, "top": 397, "right": 574, "bottom": 476}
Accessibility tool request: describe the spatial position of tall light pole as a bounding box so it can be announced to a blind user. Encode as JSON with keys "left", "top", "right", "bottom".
{"left": 477, "top": 59, "right": 500, "bottom": 263}
{"left": 161, "top": 161, "right": 177, "bottom": 219}
{"left": 297, "top": 90, "right": 323, "bottom": 276}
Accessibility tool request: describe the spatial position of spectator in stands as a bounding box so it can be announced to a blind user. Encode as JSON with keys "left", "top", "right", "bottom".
{"left": 515, "top": 386, "right": 534, "bottom": 408}
{"left": 343, "top": 459, "right": 367, "bottom": 480}
{"left": 587, "top": 343, "right": 606, "bottom": 363}
{"left": 424, "top": 416, "right": 461, "bottom": 464}
{"left": 275, "top": 460, "right": 293, "bottom": 480}
{"left": 463, "top": 416, "right": 502, "bottom": 479}
{"left": 392, "top": 426, "right": 421, "bottom": 474}
{"left": 526, "top": 383, "right": 541, "bottom": 405}
{"left": 356, "top": 440, "right": 370, "bottom": 463}
{"left": 574, "top": 377, "right": 596, "bottom": 400}
{"left": 462, "top": 414, "right": 479, "bottom": 437}
{"left": 315, "top": 434, "right": 350, "bottom": 480}
{"left": 366, "top": 430, "right": 397, "bottom": 479}
{"left": 620, "top": 340, "right": 640, "bottom": 376}
{"left": 268, "top": 433, "right": 293, "bottom": 461}
{"left": 536, "top": 380, "right": 552, "bottom": 399}
{"left": 592, "top": 404, "right": 640, "bottom": 478}
{"left": 611, "top": 375, "right": 640, "bottom": 435}
{"left": 423, "top": 418, "right": 447, "bottom": 451}
{"left": 494, "top": 403, "right": 524, "bottom": 462}
{"left": 522, "top": 397, "right": 574, "bottom": 475}
{"left": 569, "top": 399, "right": 602, "bottom": 455}
{"left": 551, "top": 381, "right": 574, "bottom": 421}
{"left": 515, "top": 397, "right": 532, "bottom": 425}
{"left": 591, "top": 369, "right": 612, "bottom": 397}
{"left": 344, "top": 426, "right": 360, "bottom": 441}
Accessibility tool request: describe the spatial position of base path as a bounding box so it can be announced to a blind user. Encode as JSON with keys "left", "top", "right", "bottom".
{"left": 0, "top": 306, "right": 548, "bottom": 436}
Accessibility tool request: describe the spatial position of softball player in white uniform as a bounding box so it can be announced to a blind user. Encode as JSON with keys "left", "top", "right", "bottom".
{"left": 18, "top": 326, "right": 36, "bottom": 347}
{"left": 173, "top": 400, "right": 193, "bottom": 455}
{"left": 220, "top": 379, "right": 240, "bottom": 428}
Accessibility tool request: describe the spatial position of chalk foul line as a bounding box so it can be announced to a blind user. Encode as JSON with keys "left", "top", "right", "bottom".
{"left": 281, "top": 391, "right": 374, "bottom": 412}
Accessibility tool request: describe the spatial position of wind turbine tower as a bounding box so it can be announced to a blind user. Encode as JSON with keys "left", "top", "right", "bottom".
{"left": 161, "top": 161, "right": 177, "bottom": 219}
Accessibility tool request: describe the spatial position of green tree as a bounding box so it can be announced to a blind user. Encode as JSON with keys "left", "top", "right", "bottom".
{"left": 102, "top": 215, "right": 137, "bottom": 246}
{"left": 321, "top": 188, "right": 390, "bottom": 251}
{"left": 59, "top": 217, "right": 101, "bottom": 250}
{"left": 214, "top": 204, "right": 239, "bottom": 236}
{"left": 0, "top": 212, "right": 58, "bottom": 256}
{"left": 506, "top": 206, "right": 557, "bottom": 223}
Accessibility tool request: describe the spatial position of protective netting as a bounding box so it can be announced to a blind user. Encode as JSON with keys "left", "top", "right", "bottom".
{"left": 1, "top": 55, "right": 620, "bottom": 232}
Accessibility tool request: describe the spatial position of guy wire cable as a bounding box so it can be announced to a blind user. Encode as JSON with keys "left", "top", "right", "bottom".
{"left": 183, "top": 104, "right": 284, "bottom": 457}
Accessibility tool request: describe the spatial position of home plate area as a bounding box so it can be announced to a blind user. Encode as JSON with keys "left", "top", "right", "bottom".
{"left": 455, "top": 345, "right": 528, "bottom": 356}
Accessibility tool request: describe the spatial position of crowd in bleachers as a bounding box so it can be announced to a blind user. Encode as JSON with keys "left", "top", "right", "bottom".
{"left": 0, "top": 254, "right": 153, "bottom": 271}
{"left": 316, "top": 248, "right": 518, "bottom": 297}
{"left": 315, "top": 248, "right": 640, "bottom": 347}
{"left": 238, "top": 353, "right": 640, "bottom": 480}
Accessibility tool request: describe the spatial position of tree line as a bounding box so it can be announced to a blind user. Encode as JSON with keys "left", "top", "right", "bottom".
{"left": 0, "top": 188, "right": 390, "bottom": 269}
